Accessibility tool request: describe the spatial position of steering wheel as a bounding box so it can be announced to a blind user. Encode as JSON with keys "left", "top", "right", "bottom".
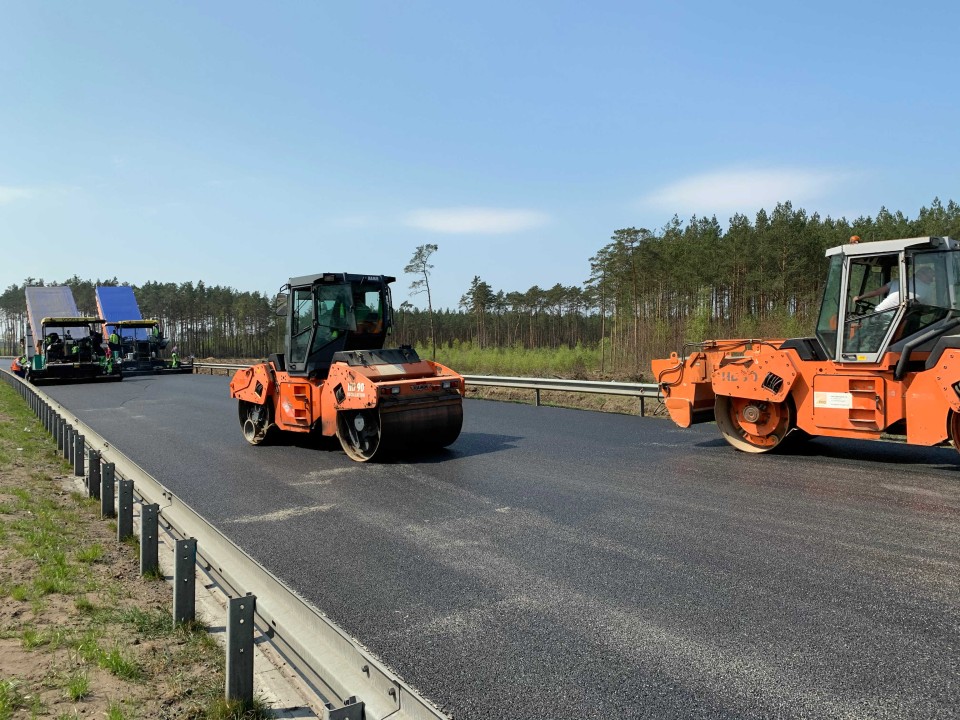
{"left": 853, "top": 298, "right": 874, "bottom": 316}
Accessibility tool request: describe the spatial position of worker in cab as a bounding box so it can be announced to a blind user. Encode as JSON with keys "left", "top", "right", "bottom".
{"left": 855, "top": 265, "right": 937, "bottom": 311}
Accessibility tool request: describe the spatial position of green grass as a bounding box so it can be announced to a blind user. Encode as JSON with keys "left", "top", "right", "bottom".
{"left": 105, "top": 701, "right": 128, "bottom": 720}
{"left": 0, "top": 382, "right": 254, "bottom": 718}
{"left": 76, "top": 543, "right": 105, "bottom": 564}
{"left": 142, "top": 565, "right": 165, "bottom": 581}
{"left": 117, "top": 606, "right": 172, "bottom": 637}
{"left": 21, "top": 627, "right": 48, "bottom": 649}
{"left": 72, "top": 630, "right": 102, "bottom": 664}
{"left": 428, "top": 340, "right": 603, "bottom": 378}
{"left": 0, "top": 678, "right": 24, "bottom": 720}
{"left": 65, "top": 671, "right": 90, "bottom": 701}
{"left": 206, "top": 696, "right": 274, "bottom": 720}
{"left": 99, "top": 644, "right": 141, "bottom": 681}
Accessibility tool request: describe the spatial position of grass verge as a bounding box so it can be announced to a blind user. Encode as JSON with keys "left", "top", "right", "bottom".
{"left": 0, "top": 380, "right": 272, "bottom": 719}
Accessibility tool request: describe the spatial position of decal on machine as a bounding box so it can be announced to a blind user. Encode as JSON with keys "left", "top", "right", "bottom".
{"left": 717, "top": 369, "right": 759, "bottom": 383}
{"left": 814, "top": 391, "right": 853, "bottom": 409}
{"left": 347, "top": 381, "right": 366, "bottom": 398}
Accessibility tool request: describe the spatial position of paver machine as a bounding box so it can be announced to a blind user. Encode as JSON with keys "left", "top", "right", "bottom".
{"left": 24, "top": 286, "right": 122, "bottom": 384}
{"left": 96, "top": 286, "right": 191, "bottom": 374}
{"left": 108, "top": 319, "right": 192, "bottom": 374}
{"left": 652, "top": 236, "right": 960, "bottom": 454}
{"left": 229, "top": 272, "right": 465, "bottom": 461}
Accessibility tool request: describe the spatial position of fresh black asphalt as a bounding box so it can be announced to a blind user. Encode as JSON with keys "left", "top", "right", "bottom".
{"left": 42, "top": 374, "right": 960, "bottom": 719}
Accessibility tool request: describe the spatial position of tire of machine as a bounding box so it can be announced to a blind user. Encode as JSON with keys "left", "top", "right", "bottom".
{"left": 239, "top": 400, "right": 272, "bottom": 446}
{"left": 336, "top": 409, "right": 382, "bottom": 462}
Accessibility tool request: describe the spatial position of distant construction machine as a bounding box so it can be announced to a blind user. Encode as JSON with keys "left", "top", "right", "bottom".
{"left": 229, "top": 272, "right": 464, "bottom": 461}
{"left": 24, "top": 286, "right": 122, "bottom": 384}
{"left": 653, "top": 236, "right": 960, "bottom": 455}
{"left": 95, "top": 286, "right": 192, "bottom": 374}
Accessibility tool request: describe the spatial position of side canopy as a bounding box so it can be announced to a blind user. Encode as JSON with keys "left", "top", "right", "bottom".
{"left": 96, "top": 286, "right": 142, "bottom": 335}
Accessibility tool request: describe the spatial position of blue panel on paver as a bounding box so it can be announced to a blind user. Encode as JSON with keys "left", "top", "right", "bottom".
{"left": 95, "top": 286, "right": 142, "bottom": 324}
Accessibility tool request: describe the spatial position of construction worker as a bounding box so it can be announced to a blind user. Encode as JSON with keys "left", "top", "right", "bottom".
{"left": 108, "top": 329, "right": 121, "bottom": 356}
{"left": 11, "top": 356, "right": 26, "bottom": 378}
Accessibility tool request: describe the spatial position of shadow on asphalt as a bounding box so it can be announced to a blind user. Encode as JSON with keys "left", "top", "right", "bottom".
{"left": 251, "top": 428, "right": 521, "bottom": 463}
{"left": 395, "top": 432, "right": 522, "bottom": 463}
{"left": 694, "top": 433, "right": 960, "bottom": 471}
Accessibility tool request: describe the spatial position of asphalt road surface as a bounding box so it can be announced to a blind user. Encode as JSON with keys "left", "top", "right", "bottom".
{"left": 42, "top": 374, "right": 960, "bottom": 720}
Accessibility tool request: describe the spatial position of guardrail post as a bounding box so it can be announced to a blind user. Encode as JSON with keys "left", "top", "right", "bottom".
{"left": 63, "top": 424, "right": 72, "bottom": 461}
{"left": 117, "top": 478, "right": 133, "bottom": 540}
{"left": 74, "top": 434, "right": 85, "bottom": 477}
{"left": 56, "top": 418, "right": 64, "bottom": 453}
{"left": 535, "top": 388, "right": 541, "bottom": 407}
{"left": 173, "top": 538, "right": 197, "bottom": 626}
{"left": 140, "top": 503, "right": 159, "bottom": 576}
{"left": 101, "top": 461, "right": 115, "bottom": 518}
{"left": 640, "top": 396, "right": 645, "bottom": 416}
{"left": 87, "top": 450, "right": 101, "bottom": 499}
{"left": 226, "top": 594, "right": 256, "bottom": 704}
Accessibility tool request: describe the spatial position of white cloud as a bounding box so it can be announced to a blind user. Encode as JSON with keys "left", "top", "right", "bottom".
{"left": 404, "top": 207, "right": 549, "bottom": 234}
{"left": 0, "top": 186, "right": 33, "bottom": 205}
{"left": 639, "top": 168, "right": 853, "bottom": 217}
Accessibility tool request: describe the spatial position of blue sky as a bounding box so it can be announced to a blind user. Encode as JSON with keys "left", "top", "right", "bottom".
{"left": 2, "top": 1, "right": 958, "bottom": 310}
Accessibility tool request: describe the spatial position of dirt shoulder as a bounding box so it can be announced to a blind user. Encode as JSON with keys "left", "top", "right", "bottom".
{"left": 0, "top": 382, "right": 267, "bottom": 719}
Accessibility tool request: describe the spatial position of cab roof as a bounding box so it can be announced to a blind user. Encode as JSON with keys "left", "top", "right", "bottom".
{"left": 40, "top": 316, "right": 103, "bottom": 326}
{"left": 826, "top": 236, "right": 959, "bottom": 258}
{"left": 112, "top": 319, "right": 160, "bottom": 328}
{"left": 287, "top": 273, "right": 396, "bottom": 289}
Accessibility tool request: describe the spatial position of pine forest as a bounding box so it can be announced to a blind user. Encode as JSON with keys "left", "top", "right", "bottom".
{"left": 3, "top": 198, "right": 960, "bottom": 380}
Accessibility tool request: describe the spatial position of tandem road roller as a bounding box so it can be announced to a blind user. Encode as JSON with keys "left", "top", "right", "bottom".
{"left": 230, "top": 272, "right": 464, "bottom": 461}
{"left": 653, "top": 235, "right": 960, "bottom": 455}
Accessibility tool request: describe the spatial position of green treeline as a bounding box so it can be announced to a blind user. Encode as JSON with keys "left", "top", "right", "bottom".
{"left": 3, "top": 198, "right": 960, "bottom": 377}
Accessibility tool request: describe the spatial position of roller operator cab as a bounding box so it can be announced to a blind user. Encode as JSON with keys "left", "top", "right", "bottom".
{"left": 652, "top": 236, "right": 960, "bottom": 455}
{"left": 229, "top": 272, "right": 465, "bottom": 462}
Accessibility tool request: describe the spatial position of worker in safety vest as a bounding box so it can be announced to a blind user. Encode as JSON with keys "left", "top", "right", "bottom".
{"left": 108, "top": 330, "right": 121, "bottom": 356}
{"left": 11, "top": 356, "right": 26, "bottom": 378}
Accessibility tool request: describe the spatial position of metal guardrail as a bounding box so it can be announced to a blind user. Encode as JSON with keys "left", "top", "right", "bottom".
{"left": 1, "top": 368, "right": 448, "bottom": 720}
{"left": 191, "top": 362, "right": 664, "bottom": 415}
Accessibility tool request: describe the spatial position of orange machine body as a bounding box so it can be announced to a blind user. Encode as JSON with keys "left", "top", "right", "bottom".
{"left": 653, "top": 339, "right": 960, "bottom": 448}
{"left": 226, "top": 271, "right": 464, "bottom": 461}
{"left": 652, "top": 236, "right": 960, "bottom": 455}
{"left": 230, "top": 353, "right": 464, "bottom": 439}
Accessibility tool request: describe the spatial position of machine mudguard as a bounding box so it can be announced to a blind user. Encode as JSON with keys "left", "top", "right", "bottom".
{"left": 709, "top": 346, "right": 798, "bottom": 404}
{"left": 229, "top": 362, "right": 276, "bottom": 405}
